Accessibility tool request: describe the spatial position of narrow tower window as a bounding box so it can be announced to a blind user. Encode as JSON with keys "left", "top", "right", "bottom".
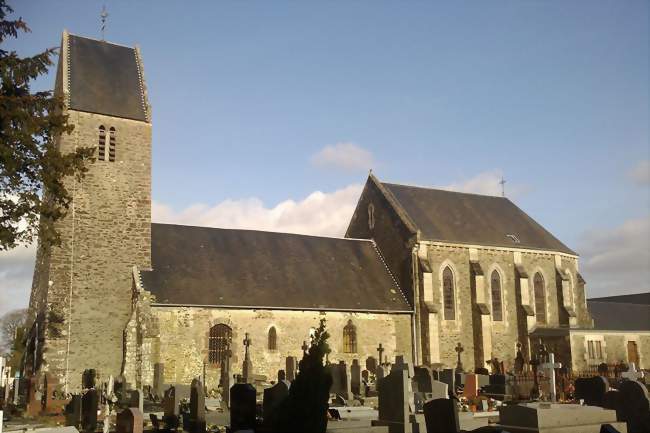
{"left": 534, "top": 272, "right": 547, "bottom": 324}
{"left": 442, "top": 266, "right": 455, "bottom": 320}
{"left": 268, "top": 326, "right": 277, "bottom": 351}
{"left": 98, "top": 125, "right": 106, "bottom": 161}
{"left": 343, "top": 320, "right": 357, "bottom": 353}
{"left": 208, "top": 323, "right": 232, "bottom": 366}
{"left": 108, "top": 127, "right": 116, "bottom": 162}
{"left": 491, "top": 270, "right": 503, "bottom": 321}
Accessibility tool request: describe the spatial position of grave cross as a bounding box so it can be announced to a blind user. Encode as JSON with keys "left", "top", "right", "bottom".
{"left": 455, "top": 343, "right": 464, "bottom": 372}
{"left": 301, "top": 340, "right": 309, "bottom": 354}
{"left": 243, "top": 333, "right": 252, "bottom": 359}
{"left": 540, "top": 352, "right": 562, "bottom": 402}
{"left": 621, "top": 362, "right": 645, "bottom": 381}
{"left": 377, "top": 343, "right": 384, "bottom": 365}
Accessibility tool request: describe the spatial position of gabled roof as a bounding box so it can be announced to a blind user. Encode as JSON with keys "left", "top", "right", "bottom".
{"left": 376, "top": 179, "right": 576, "bottom": 255}
{"left": 140, "top": 223, "right": 411, "bottom": 312}
{"left": 587, "top": 300, "right": 650, "bottom": 331}
{"left": 588, "top": 292, "right": 650, "bottom": 305}
{"left": 65, "top": 33, "right": 148, "bottom": 121}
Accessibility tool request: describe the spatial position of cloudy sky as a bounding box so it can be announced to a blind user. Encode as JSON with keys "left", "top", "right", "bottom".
{"left": 1, "top": 0, "right": 648, "bottom": 318}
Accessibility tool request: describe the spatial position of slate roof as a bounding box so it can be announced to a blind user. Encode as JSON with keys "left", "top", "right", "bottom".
{"left": 67, "top": 34, "right": 148, "bottom": 121}
{"left": 587, "top": 300, "right": 650, "bottom": 331}
{"left": 380, "top": 181, "right": 576, "bottom": 255}
{"left": 588, "top": 292, "right": 650, "bottom": 305}
{"left": 140, "top": 223, "right": 411, "bottom": 312}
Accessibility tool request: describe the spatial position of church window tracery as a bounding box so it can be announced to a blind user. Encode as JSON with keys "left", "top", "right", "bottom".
{"left": 491, "top": 270, "right": 503, "bottom": 321}
{"left": 268, "top": 326, "right": 277, "bottom": 351}
{"left": 442, "top": 266, "right": 455, "bottom": 320}
{"left": 534, "top": 272, "right": 547, "bottom": 324}
{"left": 98, "top": 125, "right": 106, "bottom": 161}
{"left": 343, "top": 320, "right": 357, "bottom": 353}
{"left": 109, "top": 127, "right": 116, "bottom": 162}
{"left": 208, "top": 323, "right": 232, "bottom": 366}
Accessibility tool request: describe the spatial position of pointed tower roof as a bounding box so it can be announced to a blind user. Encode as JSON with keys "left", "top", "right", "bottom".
{"left": 64, "top": 33, "right": 149, "bottom": 122}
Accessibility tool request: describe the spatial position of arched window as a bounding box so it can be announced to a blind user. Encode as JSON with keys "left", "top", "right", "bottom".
{"left": 343, "top": 320, "right": 357, "bottom": 353}
{"left": 442, "top": 266, "right": 455, "bottom": 320}
{"left": 98, "top": 125, "right": 106, "bottom": 161}
{"left": 268, "top": 326, "right": 277, "bottom": 351}
{"left": 491, "top": 270, "right": 503, "bottom": 321}
{"left": 108, "top": 127, "right": 116, "bottom": 162}
{"left": 534, "top": 273, "right": 547, "bottom": 324}
{"left": 208, "top": 324, "right": 232, "bottom": 366}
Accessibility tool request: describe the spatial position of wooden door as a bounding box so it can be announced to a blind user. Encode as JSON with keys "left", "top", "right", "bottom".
{"left": 627, "top": 341, "right": 639, "bottom": 367}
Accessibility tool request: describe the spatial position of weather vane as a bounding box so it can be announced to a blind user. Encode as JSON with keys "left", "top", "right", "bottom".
{"left": 100, "top": 5, "right": 108, "bottom": 41}
{"left": 499, "top": 176, "right": 506, "bottom": 197}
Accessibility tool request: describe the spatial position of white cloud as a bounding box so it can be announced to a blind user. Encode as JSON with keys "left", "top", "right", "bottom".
{"left": 628, "top": 160, "right": 650, "bottom": 185}
{"left": 0, "top": 243, "right": 36, "bottom": 319}
{"left": 153, "top": 183, "right": 364, "bottom": 237}
{"left": 439, "top": 170, "right": 528, "bottom": 198}
{"left": 311, "top": 142, "right": 376, "bottom": 172}
{"left": 578, "top": 216, "right": 650, "bottom": 298}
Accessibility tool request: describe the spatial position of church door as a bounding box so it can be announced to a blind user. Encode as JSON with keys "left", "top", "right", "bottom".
{"left": 627, "top": 341, "right": 640, "bottom": 367}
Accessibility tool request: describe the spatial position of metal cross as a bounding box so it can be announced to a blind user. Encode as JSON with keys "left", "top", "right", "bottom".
{"left": 301, "top": 340, "right": 309, "bottom": 354}
{"left": 499, "top": 176, "right": 506, "bottom": 197}
{"left": 377, "top": 343, "right": 384, "bottom": 365}
{"left": 100, "top": 5, "right": 109, "bottom": 40}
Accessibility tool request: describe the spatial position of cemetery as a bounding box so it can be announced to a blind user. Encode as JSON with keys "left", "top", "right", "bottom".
{"left": 2, "top": 332, "right": 650, "bottom": 433}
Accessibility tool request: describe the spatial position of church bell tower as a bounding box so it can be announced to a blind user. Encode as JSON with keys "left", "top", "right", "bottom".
{"left": 27, "top": 31, "right": 152, "bottom": 392}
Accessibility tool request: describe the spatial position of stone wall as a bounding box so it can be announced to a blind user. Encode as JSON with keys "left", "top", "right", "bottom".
{"left": 147, "top": 307, "right": 413, "bottom": 390}
{"left": 28, "top": 109, "right": 151, "bottom": 392}
{"left": 570, "top": 332, "right": 650, "bottom": 370}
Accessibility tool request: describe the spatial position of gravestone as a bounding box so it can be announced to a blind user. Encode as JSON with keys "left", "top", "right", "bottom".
{"left": 116, "top": 408, "right": 143, "bottom": 433}
{"left": 431, "top": 380, "right": 448, "bottom": 400}
{"left": 65, "top": 395, "right": 82, "bottom": 427}
{"left": 189, "top": 379, "right": 206, "bottom": 433}
{"left": 128, "top": 389, "right": 143, "bottom": 413}
{"left": 462, "top": 373, "right": 478, "bottom": 398}
{"left": 262, "top": 381, "right": 289, "bottom": 429}
{"left": 439, "top": 369, "right": 456, "bottom": 397}
{"left": 82, "top": 369, "right": 96, "bottom": 390}
{"left": 483, "top": 374, "right": 510, "bottom": 400}
{"left": 514, "top": 342, "right": 525, "bottom": 374}
{"left": 153, "top": 364, "right": 165, "bottom": 399}
{"left": 366, "top": 356, "right": 378, "bottom": 374}
{"left": 114, "top": 376, "right": 126, "bottom": 402}
{"left": 373, "top": 368, "right": 420, "bottom": 433}
{"left": 285, "top": 356, "right": 297, "bottom": 382}
{"left": 575, "top": 376, "right": 608, "bottom": 407}
{"left": 413, "top": 366, "right": 434, "bottom": 393}
{"left": 82, "top": 389, "right": 99, "bottom": 433}
{"left": 540, "top": 353, "right": 562, "bottom": 402}
{"left": 230, "top": 383, "right": 256, "bottom": 432}
{"left": 621, "top": 363, "right": 645, "bottom": 381}
{"left": 242, "top": 333, "right": 253, "bottom": 384}
{"left": 423, "top": 398, "right": 459, "bottom": 433}
{"left": 618, "top": 380, "right": 650, "bottom": 433}
{"left": 392, "top": 355, "right": 415, "bottom": 377}
{"left": 351, "top": 360, "right": 361, "bottom": 396}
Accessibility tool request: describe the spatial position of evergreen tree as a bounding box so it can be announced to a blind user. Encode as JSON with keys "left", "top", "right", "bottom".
{"left": 0, "top": 0, "right": 94, "bottom": 251}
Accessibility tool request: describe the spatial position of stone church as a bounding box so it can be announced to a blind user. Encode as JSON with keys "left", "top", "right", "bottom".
{"left": 24, "top": 32, "right": 647, "bottom": 393}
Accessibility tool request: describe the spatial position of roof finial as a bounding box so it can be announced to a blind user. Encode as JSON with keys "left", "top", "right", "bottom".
{"left": 499, "top": 175, "right": 506, "bottom": 197}
{"left": 100, "top": 5, "right": 109, "bottom": 41}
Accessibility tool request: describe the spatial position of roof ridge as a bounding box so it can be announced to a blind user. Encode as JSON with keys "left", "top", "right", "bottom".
{"left": 150, "top": 222, "right": 375, "bottom": 242}
{"left": 382, "top": 181, "right": 505, "bottom": 199}
{"left": 67, "top": 32, "right": 136, "bottom": 49}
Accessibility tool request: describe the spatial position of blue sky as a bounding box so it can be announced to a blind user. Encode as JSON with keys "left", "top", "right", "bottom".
{"left": 1, "top": 0, "right": 648, "bottom": 315}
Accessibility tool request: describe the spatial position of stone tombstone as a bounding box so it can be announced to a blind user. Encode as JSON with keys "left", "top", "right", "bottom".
{"left": 285, "top": 356, "right": 297, "bottom": 382}
{"left": 116, "top": 408, "right": 143, "bottom": 433}
{"left": 128, "top": 389, "right": 143, "bottom": 413}
{"left": 350, "top": 360, "right": 362, "bottom": 396}
{"left": 82, "top": 369, "right": 96, "bottom": 390}
{"left": 362, "top": 370, "right": 370, "bottom": 382}
{"left": 153, "top": 363, "right": 165, "bottom": 398}
{"left": 65, "top": 394, "right": 82, "bottom": 427}
{"left": 230, "top": 383, "right": 256, "bottom": 432}
{"left": 189, "top": 379, "right": 206, "bottom": 433}
{"left": 82, "top": 388, "right": 99, "bottom": 433}
{"left": 575, "top": 376, "right": 608, "bottom": 407}
{"left": 463, "top": 373, "right": 479, "bottom": 398}
{"left": 375, "top": 368, "right": 420, "bottom": 433}
{"left": 618, "top": 379, "right": 650, "bottom": 433}
{"left": 262, "top": 381, "right": 289, "bottom": 428}
{"left": 439, "top": 369, "right": 456, "bottom": 397}
{"left": 413, "top": 366, "right": 434, "bottom": 393}
{"left": 498, "top": 403, "right": 625, "bottom": 433}
{"left": 392, "top": 355, "right": 415, "bottom": 378}
{"left": 114, "top": 376, "right": 126, "bottom": 401}
{"left": 431, "top": 380, "right": 448, "bottom": 400}
{"left": 366, "top": 356, "right": 378, "bottom": 374}
{"left": 163, "top": 386, "right": 182, "bottom": 418}
{"left": 423, "top": 398, "right": 460, "bottom": 433}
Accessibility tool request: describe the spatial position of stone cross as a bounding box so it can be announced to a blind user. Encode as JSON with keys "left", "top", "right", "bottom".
{"left": 221, "top": 342, "right": 233, "bottom": 407}
{"left": 455, "top": 343, "right": 464, "bottom": 372}
{"left": 377, "top": 343, "right": 385, "bottom": 365}
{"left": 540, "top": 352, "right": 561, "bottom": 402}
{"left": 243, "top": 333, "right": 252, "bottom": 358}
{"left": 621, "top": 362, "right": 645, "bottom": 381}
{"left": 301, "top": 340, "right": 309, "bottom": 354}
{"left": 242, "top": 334, "right": 253, "bottom": 384}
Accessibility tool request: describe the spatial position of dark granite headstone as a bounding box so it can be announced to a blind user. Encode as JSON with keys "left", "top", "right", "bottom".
{"left": 618, "top": 380, "right": 650, "bottom": 433}
{"left": 230, "top": 383, "right": 256, "bottom": 432}
{"left": 423, "top": 398, "right": 460, "bottom": 433}
{"left": 262, "top": 381, "right": 289, "bottom": 429}
{"left": 351, "top": 360, "right": 361, "bottom": 396}
{"left": 439, "top": 369, "right": 456, "bottom": 397}
{"left": 414, "top": 366, "right": 434, "bottom": 393}
{"left": 82, "top": 369, "right": 96, "bottom": 389}
{"left": 366, "top": 356, "right": 378, "bottom": 374}
{"left": 81, "top": 389, "right": 99, "bottom": 433}
{"left": 65, "top": 394, "right": 82, "bottom": 427}
{"left": 116, "top": 408, "right": 143, "bottom": 433}
{"left": 189, "top": 379, "right": 206, "bottom": 433}
{"left": 575, "top": 376, "right": 608, "bottom": 407}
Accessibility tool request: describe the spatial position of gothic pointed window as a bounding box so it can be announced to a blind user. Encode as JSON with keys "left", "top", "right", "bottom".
{"left": 98, "top": 125, "right": 106, "bottom": 161}
{"left": 491, "top": 270, "right": 503, "bottom": 321}
{"left": 443, "top": 266, "right": 455, "bottom": 320}
{"left": 108, "top": 127, "right": 116, "bottom": 162}
{"left": 534, "top": 273, "right": 547, "bottom": 324}
{"left": 343, "top": 320, "right": 357, "bottom": 353}
{"left": 268, "top": 326, "right": 277, "bottom": 351}
{"left": 208, "top": 324, "right": 232, "bottom": 366}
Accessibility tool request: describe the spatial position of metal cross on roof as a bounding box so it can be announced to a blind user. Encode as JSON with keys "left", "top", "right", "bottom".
{"left": 499, "top": 176, "right": 507, "bottom": 197}
{"left": 100, "top": 5, "right": 109, "bottom": 40}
